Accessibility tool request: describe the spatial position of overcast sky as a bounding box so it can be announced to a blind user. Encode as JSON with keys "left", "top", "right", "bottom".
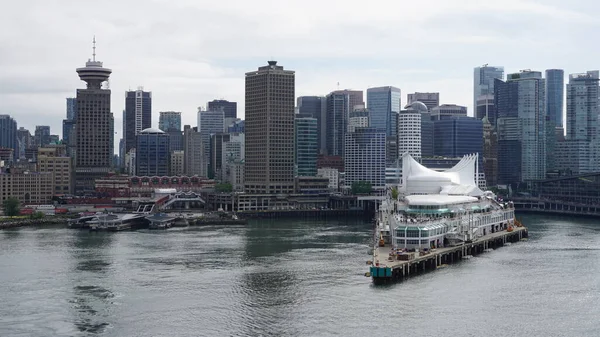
{"left": 2, "top": 0, "right": 600, "bottom": 151}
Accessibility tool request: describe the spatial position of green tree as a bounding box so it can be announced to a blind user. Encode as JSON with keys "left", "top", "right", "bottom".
{"left": 351, "top": 181, "right": 372, "bottom": 195}
{"left": 31, "top": 211, "right": 45, "bottom": 219}
{"left": 2, "top": 197, "right": 20, "bottom": 216}
{"left": 391, "top": 186, "right": 399, "bottom": 200}
{"left": 215, "top": 182, "right": 233, "bottom": 193}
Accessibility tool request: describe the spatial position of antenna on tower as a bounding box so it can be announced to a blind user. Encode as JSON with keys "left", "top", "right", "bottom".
{"left": 92, "top": 36, "right": 96, "bottom": 62}
{"left": 337, "top": 82, "right": 340, "bottom": 90}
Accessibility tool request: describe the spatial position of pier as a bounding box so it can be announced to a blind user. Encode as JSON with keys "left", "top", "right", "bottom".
{"left": 369, "top": 226, "right": 528, "bottom": 284}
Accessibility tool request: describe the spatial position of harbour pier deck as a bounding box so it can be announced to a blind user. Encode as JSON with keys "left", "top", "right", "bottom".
{"left": 369, "top": 226, "right": 528, "bottom": 284}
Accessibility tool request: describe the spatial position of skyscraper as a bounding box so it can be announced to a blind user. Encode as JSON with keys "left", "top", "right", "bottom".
{"left": 136, "top": 128, "right": 170, "bottom": 176}
{"left": 207, "top": 99, "right": 237, "bottom": 119}
{"left": 198, "top": 109, "right": 224, "bottom": 178}
{"left": 16, "top": 127, "right": 32, "bottom": 160}
{"left": 495, "top": 71, "right": 546, "bottom": 185}
{"left": 431, "top": 104, "right": 468, "bottom": 120}
{"left": 557, "top": 71, "right": 600, "bottom": 174}
{"left": 244, "top": 61, "right": 295, "bottom": 194}
{"left": 66, "top": 97, "right": 77, "bottom": 120}
{"left": 545, "top": 69, "right": 564, "bottom": 172}
{"left": 183, "top": 125, "right": 203, "bottom": 176}
{"left": 367, "top": 86, "right": 401, "bottom": 137}
{"left": 295, "top": 117, "right": 318, "bottom": 177}
{"left": 406, "top": 92, "right": 439, "bottom": 111}
{"left": 433, "top": 116, "right": 483, "bottom": 161}
{"left": 297, "top": 96, "right": 326, "bottom": 154}
{"left": 482, "top": 116, "right": 498, "bottom": 187}
{"left": 123, "top": 88, "right": 152, "bottom": 155}
{"left": 0, "top": 115, "right": 17, "bottom": 161}
{"left": 546, "top": 69, "right": 564, "bottom": 128}
{"left": 158, "top": 111, "right": 182, "bottom": 132}
{"left": 397, "top": 102, "right": 423, "bottom": 161}
{"left": 326, "top": 90, "right": 364, "bottom": 157}
{"left": 74, "top": 39, "right": 113, "bottom": 193}
{"left": 344, "top": 127, "right": 386, "bottom": 190}
{"left": 474, "top": 65, "right": 504, "bottom": 121}
{"left": 34, "top": 126, "right": 51, "bottom": 147}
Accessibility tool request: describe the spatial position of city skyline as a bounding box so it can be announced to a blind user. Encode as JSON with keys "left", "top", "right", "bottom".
{"left": 1, "top": 0, "right": 599, "bottom": 148}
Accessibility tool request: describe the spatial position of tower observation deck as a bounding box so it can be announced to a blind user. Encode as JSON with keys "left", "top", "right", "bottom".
{"left": 76, "top": 37, "right": 111, "bottom": 89}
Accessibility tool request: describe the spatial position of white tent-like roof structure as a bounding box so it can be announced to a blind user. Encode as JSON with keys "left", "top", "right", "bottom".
{"left": 400, "top": 153, "right": 483, "bottom": 197}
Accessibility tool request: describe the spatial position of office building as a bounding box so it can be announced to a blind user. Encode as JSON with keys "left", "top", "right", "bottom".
{"left": 555, "top": 71, "right": 600, "bottom": 175}
{"left": 0, "top": 168, "right": 53, "bottom": 205}
{"left": 135, "top": 128, "right": 170, "bottom": 176}
{"left": 317, "top": 168, "right": 339, "bottom": 190}
{"left": 170, "top": 150, "right": 185, "bottom": 176}
{"left": 482, "top": 116, "right": 498, "bottom": 187}
{"left": 158, "top": 111, "right": 182, "bottom": 132}
{"left": 74, "top": 42, "right": 113, "bottom": 194}
{"left": 244, "top": 61, "right": 295, "bottom": 194}
{"left": 228, "top": 120, "right": 245, "bottom": 133}
{"left": 207, "top": 99, "right": 237, "bottom": 119}
{"left": 198, "top": 109, "right": 224, "bottom": 177}
{"left": 495, "top": 70, "right": 546, "bottom": 185}
{"left": 545, "top": 69, "right": 564, "bottom": 172}
{"left": 183, "top": 125, "right": 203, "bottom": 176}
{"left": 326, "top": 90, "right": 364, "bottom": 157}
{"left": 546, "top": 69, "right": 564, "bottom": 128}
{"left": 347, "top": 108, "right": 369, "bottom": 133}
{"left": 37, "top": 145, "right": 73, "bottom": 195}
{"left": 433, "top": 116, "right": 483, "bottom": 164}
{"left": 420, "top": 110, "right": 434, "bottom": 158}
{"left": 297, "top": 96, "right": 327, "bottom": 154}
{"left": 344, "top": 127, "right": 386, "bottom": 190}
{"left": 34, "top": 126, "right": 51, "bottom": 147}
{"left": 406, "top": 92, "right": 439, "bottom": 111}
{"left": 295, "top": 117, "right": 318, "bottom": 177}
{"left": 211, "top": 133, "right": 230, "bottom": 181}
{"left": 66, "top": 97, "right": 77, "bottom": 120}
{"left": 123, "top": 88, "right": 152, "bottom": 154}
{"left": 398, "top": 102, "right": 423, "bottom": 161}
{"left": 0, "top": 115, "right": 17, "bottom": 161}
{"left": 367, "top": 86, "right": 401, "bottom": 137}
{"left": 431, "top": 104, "right": 468, "bottom": 120}
{"left": 474, "top": 65, "right": 504, "bottom": 118}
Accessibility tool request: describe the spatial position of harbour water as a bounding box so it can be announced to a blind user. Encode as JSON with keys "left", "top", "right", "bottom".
{"left": 0, "top": 214, "right": 598, "bottom": 337}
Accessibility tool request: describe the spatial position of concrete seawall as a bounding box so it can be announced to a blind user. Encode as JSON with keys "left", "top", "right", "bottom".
{"left": 0, "top": 217, "right": 70, "bottom": 230}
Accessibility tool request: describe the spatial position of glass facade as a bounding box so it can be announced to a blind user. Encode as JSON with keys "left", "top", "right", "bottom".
{"left": 158, "top": 111, "right": 182, "bottom": 132}
{"left": 367, "top": 86, "right": 401, "bottom": 137}
{"left": 295, "top": 117, "right": 318, "bottom": 177}
{"left": 546, "top": 69, "right": 564, "bottom": 127}
{"left": 207, "top": 100, "right": 237, "bottom": 119}
{"left": 136, "top": 130, "right": 170, "bottom": 176}
{"left": 474, "top": 66, "right": 504, "bottom": 114}
{"left": 124, "top": 90, "right": 152, "bottom": 154}
{"left": 433, "top": 117, "right": 483, "bottom": 165}
{"left": 0, "top": 115, "right": 17, "bottom": 161}
{"left": 297, "top": 96, "right": 326, "bottom": 154}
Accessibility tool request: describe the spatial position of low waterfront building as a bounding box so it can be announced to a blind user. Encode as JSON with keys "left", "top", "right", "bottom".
{"left": 317, "top": 168, "right": 339, "bottom": 190}
{"left": 129, "top": 175, "right": 215, "bottom": 197}
{"left": 37, "top": 145, "right": 73, "bottom": 195}
{"left": 295, "top": 176, "right": 329, "bottom": 194}
{"left": 0, "top": 167, "right": 53, "bottom": 205}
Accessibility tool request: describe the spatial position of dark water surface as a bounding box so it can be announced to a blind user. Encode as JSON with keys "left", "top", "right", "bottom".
{"left": 0, "top": 214, "right": 598, "bottom": 336}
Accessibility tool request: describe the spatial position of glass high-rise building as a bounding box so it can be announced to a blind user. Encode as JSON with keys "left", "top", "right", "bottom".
{"left": 207, "top": 100, "right": 237, "bottom": 119}
{"left": 123, "top": 88, "right": 152, "bottom": 155}
{"left": 367, "top": 86, "right": 401, "bottom": 138}
{"left": 135, "top": 128, "right": 170, "bottom": 176}
{"left": 297, "top": 96, "right": 326, "bottom": 154}
{"left": 244, "top": 61, "right": 295, "bottom": 194}
{"left": 66, "top": 97, "right": 77, "bottom": 120}
{"left": 495, "top": 71, "right": 546, "bottom": 185}
{"left": 295, "top": 117, "right": 318, "bottom": 177}
{"left": 433, "top": 116, "right": 483, "bottom": 162}
{"left": 34, "top": 126, "right": 51, "bottom": 147}
{"left": 158, "top": 111, "right": 182, "bottom": 132}
{"left": 0, "top": 115, "right": 17, "bottom": 161}
{"left": 546, "top": 69, "right": 564, "bottom": 127}
{"left": 474, "top": 65, "right": 504, "bottom": 122}
{"left": 198, "top": 109, "right": 224, "bottom": 178}
{"left": 326, "top": 90, "right": 364, "bottom": 157}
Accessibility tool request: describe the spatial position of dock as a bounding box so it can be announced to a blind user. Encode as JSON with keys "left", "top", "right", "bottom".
{"left": 369, "top": 226, "right": 528, "bottom": 284}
